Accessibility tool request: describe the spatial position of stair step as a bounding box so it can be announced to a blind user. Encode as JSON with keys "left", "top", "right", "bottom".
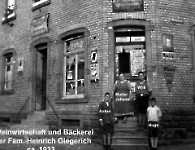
{"left": 114, "top": 122, "right": 138, "bottom": 129}
{"left": 112, "top": 136, "right": 148, "bottom": 144}
{"left": 27, "top": 115, "right": 45, "bottom": 120}
{"left": 114, "top": 128, "right": 148, "bottom": 136}
{"left": 111, "top": 143, "right": 149, "bottom": 150}
{"left": 10, "top": 124, "right": 49, "bottom": 130}
{"left": 21, "top": 120, "right": 45, "bottom": 125}
{"left": 33, "top": 111, "right": 46, "bottom": 116}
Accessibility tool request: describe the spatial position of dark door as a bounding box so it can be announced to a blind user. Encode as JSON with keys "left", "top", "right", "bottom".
{"left": 36, "top": 47, "right": 47, "bottom": 110}
{"left": 41, "top": 52, "right": 47, "bottom": 110}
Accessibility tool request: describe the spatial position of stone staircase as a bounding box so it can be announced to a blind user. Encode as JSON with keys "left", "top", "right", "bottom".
{"left": 111, "top": 116, "right": 149, "bottom": 150}
{"left": 10, "top": 111, "right": 49, "bottom": 131}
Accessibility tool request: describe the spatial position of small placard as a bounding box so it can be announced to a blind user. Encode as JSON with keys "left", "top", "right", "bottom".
{"left": 162, "top": 34, "right": 173, "bottom": 52}
{"left": 112, "top": 0, "right": 144, "bottom": 12}
{"left": 162, "top": 65, "right": 176, "bottom": 92}
{"left": 116, "top": 37, "right": 130, "bottom": 42}
{"left": 131, "top": 36, "right": 145, "bottom": 42}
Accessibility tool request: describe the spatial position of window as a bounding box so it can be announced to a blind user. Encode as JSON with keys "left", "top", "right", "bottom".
{"left": 32, "top": 0, "right": 51, "bottom": 11}
{"left": 2, "top": 0, "right": 16, "bottom": 24}
{"left": 0, "top": 50, "right": 15, "bottom": 94}
{"left": 63, "top": 37, "right": 85, "bottom": 99}
{"left": 4, "top": 54, "right": 14, "bottom": 90}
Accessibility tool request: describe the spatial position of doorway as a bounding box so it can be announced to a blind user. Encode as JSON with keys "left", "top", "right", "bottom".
{"left": 114, "top": 26, "right": 146, "bottom": 89}
{"left": 36, "top": 46, "right": 47, "bottom": 110}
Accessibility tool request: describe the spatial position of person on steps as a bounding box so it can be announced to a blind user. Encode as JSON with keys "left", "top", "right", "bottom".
{"left": 112, "top": 74, "right": 133, "bottom": 124}
{"left": 98, "top": 92, "right": 115, "bottom": 150}
{"left": 135, "top": 71, "right": 152, "bottom": 130}
{"left": 147, "top": 97, "right": 162, "bottom": 150}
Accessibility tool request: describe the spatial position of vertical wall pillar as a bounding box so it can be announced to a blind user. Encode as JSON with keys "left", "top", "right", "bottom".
{"left": 145, "top": 25, "right": 155, "bottom": 90}
{"left": 189, "top": 27, "right": 195, "bottom": 100}
{"left": 108, "top": 26, "right": 115, "bottom": 93}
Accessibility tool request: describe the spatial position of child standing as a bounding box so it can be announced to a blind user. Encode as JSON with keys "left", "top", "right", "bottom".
{"left": 98, "top": 93, "right": 115, "bottom": 150}
{"left": 147, "top": 97, "right": 162, "bottom": 150}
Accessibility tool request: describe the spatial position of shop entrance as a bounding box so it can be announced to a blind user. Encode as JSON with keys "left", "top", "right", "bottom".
{"left": 114, "top": 26, "right": 146, "bottom": 90}
{"left": 35, "top": 46, "right": 47, "bottom": 110}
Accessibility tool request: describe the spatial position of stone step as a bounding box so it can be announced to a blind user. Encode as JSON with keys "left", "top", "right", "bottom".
{"left": 10, "top": 124, "right": 49, "bottom": 130}
{"left": 114, "top": 128, "right": 148, "bottom": 136}
{"left": 32, "top": 111, "right": 46, "bottom": 116}
{"left": 114, "top": 122, "right": 138, "bottom": 129}
{"left": 111, "top": 143, "right": 149, "bottom": 150}
{"left": 21, "top": 119, "right": 45, "bottom": 125}
{"left": 27, "top": 114, "right": 45, "bottom": 120}
{"left": 112, "top": 136, "right": 148, "bottom": 144}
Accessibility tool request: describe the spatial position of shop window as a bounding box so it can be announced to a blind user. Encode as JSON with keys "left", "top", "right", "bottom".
{"left": 115, "top": 26, "right": 146, "bottom": 80}
{"left": 0, "top": 50, "right": 15, "bottom": 94}
{"left": 32, "top": 0, "right": 51, "bottom": 11}
{"left": 2, "top": 0, "right": 16, "bottom": 24}
{"left": 63, "top": 36, "right": 85, "bottom": 99}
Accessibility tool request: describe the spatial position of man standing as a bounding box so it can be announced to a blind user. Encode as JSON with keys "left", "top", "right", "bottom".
{"left": 135, "top": 71, "right": 152, "bottom": 131}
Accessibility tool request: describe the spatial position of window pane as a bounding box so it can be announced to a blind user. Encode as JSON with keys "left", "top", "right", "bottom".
{"left": 5, "top": 81, "right": 12, "bottom": 90}
{"left": 77, "top": 80, "right": 84, "bottom": 94}
{"left": 4, "top": 64, "right": 13, "bottom": 90}
{"left": 78, "top": 53, "right": 84, "bottom": 80}
{"left": 6, "top": 55, "right": 13, "bottom": 63}
{"left": 66, "top": 55, "right": 75, "bottom": 80}
{"left": 66, "top": 81, "right": 75, "bottom": 95}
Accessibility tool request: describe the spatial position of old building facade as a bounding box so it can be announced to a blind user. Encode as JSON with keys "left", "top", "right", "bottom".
{"left": 0, "top": 0, "right": 195, "bottom": 144}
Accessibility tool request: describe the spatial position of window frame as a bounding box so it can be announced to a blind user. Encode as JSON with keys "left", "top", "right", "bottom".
{"left": 63, "top": 37, "right": 85, "bottom": 99}
{"left": 0, "top": 49, "right": 16, "bottom": 95}
{"left": 32, "top": 0, "right": 51, "bottom": 11}
{"left": 2, "top": 0, "right": 16, "bottom": 24}
{"left": 57, "top": 28, "right": 89, "bottom": 104}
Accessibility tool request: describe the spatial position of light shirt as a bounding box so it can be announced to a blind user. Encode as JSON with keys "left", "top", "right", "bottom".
{"left": 147, "top": 106, "right": 162, "bottom": 122}
{"left": 106, "top": 102, "right": 109, "bottom": 107}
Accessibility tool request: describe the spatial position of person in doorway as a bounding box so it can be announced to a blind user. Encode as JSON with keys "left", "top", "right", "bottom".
{"left": 147, "top": 97, "right": 162, "bottom": 150}
{"left": 112, "top": 74, "right": 133, "bottom": 124}
{"left": 135, "top": 71, "right": 152, "bottom": 130}
{"left": 98, "top": 92, "right": 115, "bottom": 150}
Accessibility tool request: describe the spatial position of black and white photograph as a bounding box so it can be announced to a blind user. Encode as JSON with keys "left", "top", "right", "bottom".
{"left": 0, "top": 0, "right": 195, "bottom": 150}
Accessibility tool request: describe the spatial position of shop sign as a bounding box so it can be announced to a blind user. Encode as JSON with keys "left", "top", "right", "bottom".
{"left": 116, "top": 37, "right": 130, "bottom": 42}
{"left": 30, "top": 14, "right": 49, "bottom": 37}
{"left": 131, "top": 36, "right": 145, "bottom": 42}
{"left": 112, "top": 0, "right": 144, "bottom": 12}
{"left": 162, "top": 65, "right": 176, "bottom": 92}
{"left": 162, "top": 34, "right": 173, "bottom": 52}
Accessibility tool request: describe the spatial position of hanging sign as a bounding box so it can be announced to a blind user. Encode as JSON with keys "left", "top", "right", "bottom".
{"left": 162, "top": 34, "right": 173, "bottom": 52}
{"left": 18, "top": 57, "right": 24, "bottom": 76}
{"left": 112, "top": 0, "right": 144, "bottom": 12}
{"left": 162, "top": 65, "right": 176, "bottom": 92}
{"left": 30, "top": 13, "right": 49, "bottom": 37}
{"left": 131, "top": 36, "right": 145, "bottom": 42}
{"left": 90, "top": 64, "right": 99, "bottom": 82}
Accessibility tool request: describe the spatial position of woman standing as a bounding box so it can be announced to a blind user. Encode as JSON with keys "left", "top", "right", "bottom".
{"left": 112, "top": 74, "right": 133, "bottom": 123}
